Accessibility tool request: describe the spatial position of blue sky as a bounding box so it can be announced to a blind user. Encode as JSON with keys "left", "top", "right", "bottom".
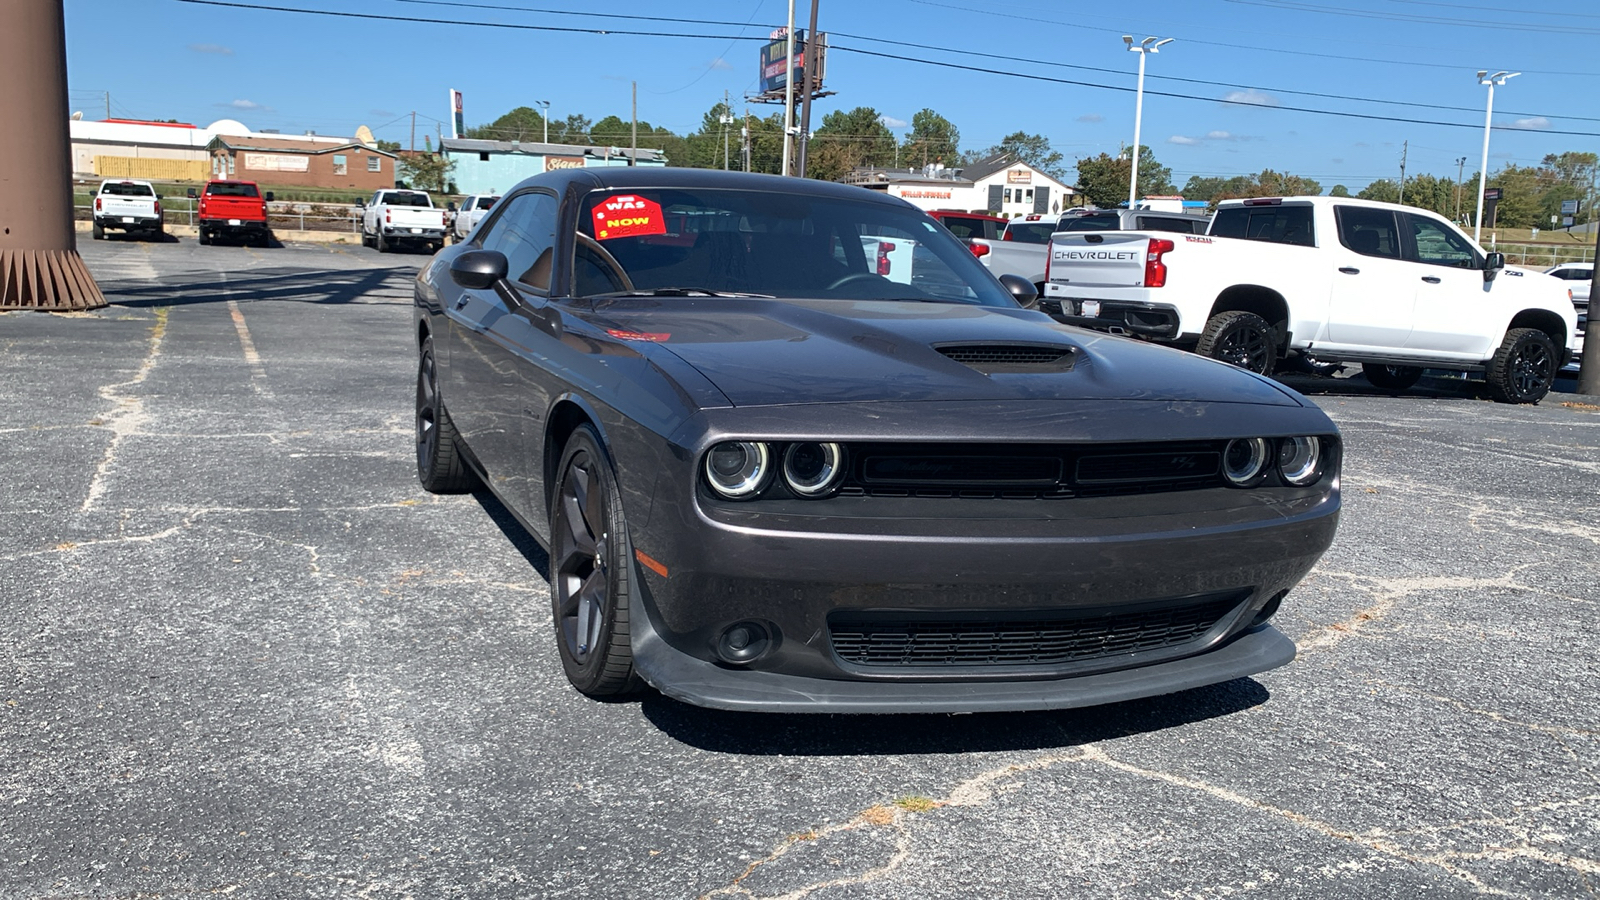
{"left": 65, "top": 0, "right": 1600, "bottom": 192}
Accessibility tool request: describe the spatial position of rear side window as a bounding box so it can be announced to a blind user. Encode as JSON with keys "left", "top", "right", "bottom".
{"left": 102, "top": 182, "right": 154, "bottom": 197}
{"left": 1209, "top": 206, "right": 1315, "bottom": 246}
{"left": 1335, "top": 206, "right": 1401, "bottom": 259}
{"left": 205, "top": 182, "right": 259, "bottom": 198}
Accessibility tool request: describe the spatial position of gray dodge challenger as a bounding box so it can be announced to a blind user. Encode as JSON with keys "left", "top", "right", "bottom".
{"left": 413, "top": 167, "right": 1341, "bottom": 713}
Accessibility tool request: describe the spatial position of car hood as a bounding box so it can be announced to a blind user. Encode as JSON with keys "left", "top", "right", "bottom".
{"left": 586, "top": 297, "right": 1302, "bottom": 408}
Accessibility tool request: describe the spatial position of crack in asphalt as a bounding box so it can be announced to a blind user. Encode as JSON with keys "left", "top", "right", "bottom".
{"left": 1296, "top": 567, "right": 1540, "bottom": 654}
{"left": 81, "top": 308, "right": 168, "bottom": 514}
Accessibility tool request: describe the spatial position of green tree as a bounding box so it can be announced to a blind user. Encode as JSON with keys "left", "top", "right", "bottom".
{"left": 398, "top": 153, "right": 455, "bottom": 193}
{"left": 1329, "top": 184, "right": 1351, "bottom": 197}
{"left": 807, "top": 106, "right": 897, "bottom": 182}
{"left": 375, "top": 139, "right": 402, "bottom": 153}
{"left": 1074, "top": 145, "right": 1172, "bottom": 207}
{"left": 548, "top": 114, "right": 593, "bottom": 145}
{"left": 900, "top": 109, "right": 960, "bottom": 169}
{"left": 465, "top": 106, "right": 547, "bottom": 142}
{"left": 1358, "top": 178, "right": 1400, "bottom": 204}
{"left": 978, "top": 132, "right": 1067, "bottom": 181}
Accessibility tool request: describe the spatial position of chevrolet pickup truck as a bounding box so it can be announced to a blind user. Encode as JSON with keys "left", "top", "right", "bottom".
{"left": 1042, "top": 195, "right": 1578, "bottom": 403}
{"left": 91, "top": 180, "right": 163, "bottom": 240}
{"left": 360, "top": 189, "right": 448, "bottom": 253}
{"left": 196, "top": 180, "right": 273, "bottom": 247}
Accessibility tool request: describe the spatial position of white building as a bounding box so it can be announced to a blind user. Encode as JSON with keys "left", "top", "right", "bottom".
{"left": 68, "top": 117, "right": 351, "bottom": 181}
{"left": 843, "top": 153, "right": 1078, "bottom": 217}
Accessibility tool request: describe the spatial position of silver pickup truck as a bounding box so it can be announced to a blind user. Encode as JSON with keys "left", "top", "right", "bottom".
{"left": 91, "top": 180, "right": 164, "bottom": 240}
{"left": 359, "top": 189, "right": 448, "bottom": 253}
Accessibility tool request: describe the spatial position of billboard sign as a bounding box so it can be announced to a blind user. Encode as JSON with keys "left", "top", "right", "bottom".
{"left": 1483, "top": 187, "right": 1502, "bottom": 200}
{"left": 759, "top": 31, "right": 806, "bottom": 95}
{"left": 1561, "top": 199, "right": 1580, "bottom": 216}
{"left": 450, "top": 89, "right": 464, "bottom": 140}
{"left": 544, "top": 155, "right": 584, "bottom": 172}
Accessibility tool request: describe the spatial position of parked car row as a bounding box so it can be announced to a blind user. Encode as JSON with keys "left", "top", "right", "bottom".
{"left": 90, "top": 178, "right": 276, "bottom": 247}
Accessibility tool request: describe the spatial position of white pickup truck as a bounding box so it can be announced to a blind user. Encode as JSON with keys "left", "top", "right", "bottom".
{"left": 449, "top": 194, "right": 500, "bottom": 242}
{"left": 359, "top": 189, "right": 448, "bottom": 253}
{"left": 91, "top": 180, "right": 163, "bottom": 240}
{"left": 1042, "top": 195, "right": 1578, "bottom": 403}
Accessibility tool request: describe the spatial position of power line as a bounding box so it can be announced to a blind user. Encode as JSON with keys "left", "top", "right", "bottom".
{"left": 1224, "top": 0, "right": 1600, "bottom": 36}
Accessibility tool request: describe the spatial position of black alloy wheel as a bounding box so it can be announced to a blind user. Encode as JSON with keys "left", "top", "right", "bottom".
{"left": 1361, "top": 363, "right": 1424, "bottom": 392}
{"left": 1196, "top": 310, "right": 1276, "bottom": 376}
{"left": 550, "top": 425, "right": 638, "bottom": 697}
{"left": 415, "top": 337, "right": 474, "bottom": 493}
{"left": 1486, "top": 328, "right": 1558, "bottom": 404}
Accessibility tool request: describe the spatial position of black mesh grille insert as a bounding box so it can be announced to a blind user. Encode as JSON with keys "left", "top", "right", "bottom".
{"left": 938, "top": 345, "right": 1071, "bottom": 365}
{"left": 829, "top": 593, "right": 1243, "bottom": 668}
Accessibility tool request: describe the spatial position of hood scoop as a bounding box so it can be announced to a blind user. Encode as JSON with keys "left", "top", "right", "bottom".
{"left": 935, "top": 342, "right": 1078, "bottom": 375}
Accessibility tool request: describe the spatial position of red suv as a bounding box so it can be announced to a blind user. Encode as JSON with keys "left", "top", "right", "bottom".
{"left": 927, "top": 209, "right": 1007, "bottom": 242}
{"left": 195, "top": 180, "right": 273, "bottom": 247}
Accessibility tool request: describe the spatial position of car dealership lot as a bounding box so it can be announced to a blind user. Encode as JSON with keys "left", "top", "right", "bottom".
{"left": 3, "top": 238, "right": 1597, "bottom": 898}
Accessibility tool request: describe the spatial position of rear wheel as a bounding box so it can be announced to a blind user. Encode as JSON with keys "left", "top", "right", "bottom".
{"left": 1362, "top": 363, "right": 1424, "bottom": 392}
{"left": 1486, "top": 328, "right": 1558, "bottom": 404}
{"left": 376, "top": 229, "right": 390, "bottom": 253}
{"left": 1195, "top": 310, "right": 1276, "bottom": 375}
{"left": 91, "top": 220, "right": 104, "bottom": 240}
{"left": 415, "top": 337, "right": 475, "bottom": 493}
{"left": 197, "top": 227, "right": 211, "bottom": 246}
{"left": 550, "top": 425, "right": 639, "bottom": 698}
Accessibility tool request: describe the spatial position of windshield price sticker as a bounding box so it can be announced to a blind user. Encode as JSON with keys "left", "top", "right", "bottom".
{"left": 594, "top": 195, "right": 666, "bottom": 240}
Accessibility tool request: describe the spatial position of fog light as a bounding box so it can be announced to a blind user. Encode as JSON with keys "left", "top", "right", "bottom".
{"left": 705, "top": 441, "right": 771, "bottom": 499}
{"left": 1251, "top": 590, "right": 1288, "bottom": 626}
{"left": 1223, "top": 438, "right": 1270, "bottom": 486}
{"left": 783, "top": 441, "right": 845, "bottom": 497}
{"left": 715, "top": 621, "right": 772, "bottom": 665}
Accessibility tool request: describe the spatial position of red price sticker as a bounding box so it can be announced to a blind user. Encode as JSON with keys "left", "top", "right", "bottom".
{"left": 593, "top": 194, "right": 666, "bottom": 241}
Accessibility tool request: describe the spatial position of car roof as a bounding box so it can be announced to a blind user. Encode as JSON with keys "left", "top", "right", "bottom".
{"left": 505, "top": 166, "right": 913, "bottom": 212}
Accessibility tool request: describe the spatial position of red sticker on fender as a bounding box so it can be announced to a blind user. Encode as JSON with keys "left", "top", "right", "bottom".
{"left": 593, "top": 194, "right": 666, "bottom": 240}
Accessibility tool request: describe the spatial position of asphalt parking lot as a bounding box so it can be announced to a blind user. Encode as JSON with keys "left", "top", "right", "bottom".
{"left": 3, "top": 235, "right": 1598, "bottom": 899}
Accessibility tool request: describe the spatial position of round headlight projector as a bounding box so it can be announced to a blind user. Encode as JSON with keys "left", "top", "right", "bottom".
{"left": 1223, "top": 438, "right": 1271, "bottom": 485}
{"left": 1277, "top": 436, "right": 1323, "bottom": 486}
{"left": 705, "top": 441, "right": 771, "bottom": 499}
{"left": 782, "top": 441, "right": 845, "bottom": 496}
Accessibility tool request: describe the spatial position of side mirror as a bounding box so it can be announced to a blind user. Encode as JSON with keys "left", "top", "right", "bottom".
{"left": 998, "top": 273, "right": 1040, "bottom": 310}
{"left": 1483, "top": 251, "right": 1505, "bottom": 282}
{"left": 264, "top": 191, "right": 275, "bottom": 202}
{"left": 450, "top": 250, "right": 509, "bottom": 290}
{"left": 186, "top": 188, "right": 197, "bottom": 198}
{"left": 446, "top": 201, "right": 457, "bottom": 211}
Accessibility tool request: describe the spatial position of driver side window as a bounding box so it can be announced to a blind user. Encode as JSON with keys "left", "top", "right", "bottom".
{"left": 478, "top": 191, "right": 559, "bottom": 293}
{"left": 1406, "top": 214, "right": 1479, "bottom": 269}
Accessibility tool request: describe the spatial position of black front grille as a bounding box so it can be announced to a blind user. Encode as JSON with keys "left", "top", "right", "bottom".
{"left": 829, "top": 593, "right": 1243, "bottom": 668}
{"left": 1077, "top": 451, "right": 1221, "bottom": 484}
{"left": 862, "top": 455, "right": 1061, "bottom": 486}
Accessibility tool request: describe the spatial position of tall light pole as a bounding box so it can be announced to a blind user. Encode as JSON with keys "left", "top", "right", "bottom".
{"left": 781, "top": 0, "right": 797, "bottom": 176}
{"left": 535, "top": 99, "right": 551, "bottom": 144}
{"left": 1474, "top": 70, "right": 1518, "bottom": 244}
{"left": 1124, "top": 35, "right": 1172, "bottom": 209}
{"left": 1454, "top": 156, "right": 1467, "bottom": 223}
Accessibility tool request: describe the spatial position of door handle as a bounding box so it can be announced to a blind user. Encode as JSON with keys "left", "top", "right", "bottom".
{"left": 1421, "top": 276, "right": 1442, "bottom": 284}
{"left": 453, "top": 296, "right": 469, "bottom": 310}
{"left": 1338, "top": 266, "right": 1360, "bottom": 275}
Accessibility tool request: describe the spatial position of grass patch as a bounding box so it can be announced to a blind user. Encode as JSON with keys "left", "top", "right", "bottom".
{"left": 891, "top": 795, "right": 939, "bottom": 814}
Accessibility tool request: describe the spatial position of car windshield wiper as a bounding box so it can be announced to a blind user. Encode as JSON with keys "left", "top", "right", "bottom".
{"left": 593, "top": 287, "right": 775, "bottom": 299}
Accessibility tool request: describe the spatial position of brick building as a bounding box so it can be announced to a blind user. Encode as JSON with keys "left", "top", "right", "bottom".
{"left": 206, "top": 135, "right": 398, "bottom": 191}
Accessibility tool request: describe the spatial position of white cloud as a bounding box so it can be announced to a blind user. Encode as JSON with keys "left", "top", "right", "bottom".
{"left": 1511, "top": 116, "right": 1551, "bottom": 130}
{"left": 188, "top": 43, "right": 233, "bottom": 55}
{"left": 879, "top": 115, "right": 907, "bottom": 128}
{"left": 217, "top": 99, "right": 269, "bottom": 111}
{"left": 1168, "top": 135, "right": 1202, "bottom": 146}
{"left": 1076, "top": 113, "right": 1103, "bottom": 123}
{"left": 709, "top": 57, "right": 733, "bottom": 71}
{"left": 1205, "top": 130, "right": 1235, "bottom": 140}
{"left": 1221, "top": 89, "right": 1279, "bottom": 107}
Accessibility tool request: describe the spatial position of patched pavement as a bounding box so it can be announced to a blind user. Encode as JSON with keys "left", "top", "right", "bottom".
{"left": 2, "top": 237, "right": 1597, "bottom": 898}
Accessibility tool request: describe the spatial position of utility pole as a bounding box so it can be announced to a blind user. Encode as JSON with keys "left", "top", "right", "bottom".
{"left": 104, "top": 90, "right": 109, "bottom": 119}
{"left": 630, "top": 80, "right": 637, "bottom": 167}
{"left": 796, "top": 0, "right": 820, "bottom": 179}
{"left": 720, "top": 89, "right": 732, "bottom": 171}
{"left": 410, "top": 111, "right": 416, "bottom": 153}
{"left": 781, "top": 0, "right": 797, "bottom": 176}
{"left": 743, "top": 109, "right": 752, "bottom": 173}
{"left": 1455, "top": 156, "right": 1467, "bottom": 223}
{"left": 1579, "top": 223, "right": 1600, "bottom": 394}
{"left": 1398, "top": 140, "right": 1408, "bottom": 206}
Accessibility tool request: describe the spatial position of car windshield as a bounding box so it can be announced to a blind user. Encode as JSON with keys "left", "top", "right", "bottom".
{"left": 386, "top": 192, "right": 432, "bottom": 207}
{"left": 575, "top": 188, "right": 1017, "bottom": 306}
{"left": 1005, "top": 222, "right": 1056, "bottom": 244}
{"left": 102, "top": 182, "right": 154, "bottom": 197}
{"left": 206, "top": 183, "right": 259, "bottom": 198}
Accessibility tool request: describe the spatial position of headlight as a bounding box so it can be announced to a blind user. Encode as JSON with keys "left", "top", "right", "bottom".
{"left": 1277, "top": 436, "right": 1323, "bottom": 486}
{"left": 704, "top": 441, "right": 771, "bottom": 499}
{"left": 1222, "top": 438, "right": 1270, "bottom": 486}
{"left": 782, "top": 441, "right": 845, "bottom": 497}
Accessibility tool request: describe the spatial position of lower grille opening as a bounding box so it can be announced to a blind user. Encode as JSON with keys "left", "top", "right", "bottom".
{"left": 829, "top": 592, "right": 1246, "bottom": 668}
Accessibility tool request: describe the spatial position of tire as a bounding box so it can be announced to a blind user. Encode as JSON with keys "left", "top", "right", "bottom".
{"left": 1362, "top": 363, "right": 1423, "bottom": 392}
{"left": 549, "top": 424, "right": 640, "bottom": 698}
{"left": 1485, "top": 328, "right": 1558, "bottom": 404}
{"left": 376, "top": 229, "right": 390, "bottom": 253}
{"left": 198, "top": 228, "right": 211, "bottom": 246}
{"left": 91, "top": 220, "right": 104, "bottom": 240}
{"left": 360, "top": 228, "right": 371, "bottom": 248}
{"left": 415, "top": 338, "right": 475, "bottom": 493}
{"left": 257, "top": 231, "right": 272, "bottom": 249}
{"left": 1195, "top": 310, "right": 1277, "bottom": 376}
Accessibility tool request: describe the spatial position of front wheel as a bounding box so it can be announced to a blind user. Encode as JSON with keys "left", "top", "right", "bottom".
{"left": 1486, "top": 328, "right": 1558, "bottom": 404}
{"left": 550, "top": 425, "right": 639, "bottom": 698}
{"left": 1195, "top": 310, "right": 1276, "bottom": 375}
{"left": 1362, "top": 363, "right": 1423, "bottom": 392}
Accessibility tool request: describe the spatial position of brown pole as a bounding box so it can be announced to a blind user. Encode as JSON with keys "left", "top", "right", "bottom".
{"left": 796, "top": 0, "right": 820, "bottom": 179}
{"left": 0, "top": 0, "right": 104, "bottom": 310}
{"left": 1576, "top": 225, "right": 1600, "bottom": 395}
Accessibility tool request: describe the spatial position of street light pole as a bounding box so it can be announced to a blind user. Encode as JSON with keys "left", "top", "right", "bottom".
{"left": 1124, "top": 35, "right": 1172, "bottom": 209}
{"left": 781, "top": 0, "right": 797, "bottom": 176}
{"left": 1455, "top": 156, "right": 1467, "bottom": 223}
{"left": 535, "top": 99, "right": 551, "bottom": 144}
{"left": 1474, "top": 70, "right": 1518, "bottom": 244}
